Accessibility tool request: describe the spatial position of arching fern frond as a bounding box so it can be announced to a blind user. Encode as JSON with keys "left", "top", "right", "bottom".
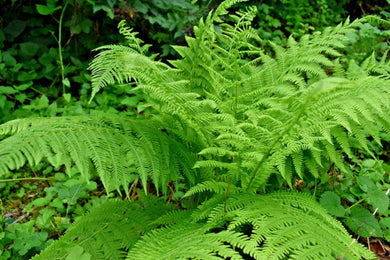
{"left": 0, "top": 115, "right": 198, "bottom": 195}
{"left": 32, "top": 195, "right": 176, "bottom": 260}
{"left": 50, "top": 191, "right": 370, "bottom": 260}
{"left": 204, "top": 191, "right": 374, "bottom": 259}
{"left": 127, "top": 222, "right": 251, "bottom": 260}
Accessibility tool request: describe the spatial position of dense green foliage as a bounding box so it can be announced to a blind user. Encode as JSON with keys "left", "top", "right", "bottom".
{"left": 1, "top": 0, "right": 390, "bottom": 259}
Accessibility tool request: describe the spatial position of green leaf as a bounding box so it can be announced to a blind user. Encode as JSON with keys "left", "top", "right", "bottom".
{"left": 120, "top": 96, "right": 139, "bottom": 107}
{"left": 36, "top": 4, "right": 61, "bottom": 15}
{"left": 36, "top": 208, "right": 56, "bottom": 229}
{"left": 7, "top": 222, "right": 48, "bottom": 256}
{"left": 23, "top": 95, "right": 49, "bottom": 110}
{"left": 380, "top": 218, "right": 390, "bottom": 241}
{"left": 20, "top": 42, "right": 40, "bottom": 57}
{"left": 80, "top": 19, "right": 93, "bottom": 34}
{"left": 362, "top": 159, "right": 376, "bottom": 168}
{"left": 71, "top": 24, "right": 82, "bottom": 35}
{"left": 345, "top": 206, "right": 382, "bottom": 237}
{"left": 49, "top": 198, "right": 66, "bottom": 212}
{"left": 356, "top": 176, "right": 376, "bottom": 192}
{"left": 2, "top": 52, "right": 17, "bottom": 67}
{"left": 65, "top": 246, "right": 92, "bottom": 260}
{"left": 17, "top": 71, "right": 38, "bottom": 81}
{"left": 367, "top": 189, "right": 389, "bottom": 215}
{"left": 3, "top": 20, "right": 26, "bottom": 38}
{"left": 14, "top": 82, "right": 33, "bottom": 91}
{"left": 32, "top": 197, "right": 52, "bottom": 207}
{"left": 383, "top": 163, "right": 390, "bottom": 175}
{"left": 320, "top": 191, "right": 345, "bottom": 217}
{"left": 63, "top": 78, "right": 71, "bottom": 88}
{"left": 85, "top": 181, "right": 97, "bottom": 191}
{"left": 93, "top": 5, "right": 114, "bottom": 19}
{"left": 36, "top": 4, "right": 53, "bottom": 15}
{"left": 15, "top": 93, "right": 27, "bottom": 103}
{"left": 63, "top": 93, "right": 71, "bottom": 103}
{"left": 0, "top": 86, "right": 18, "bottom": 95}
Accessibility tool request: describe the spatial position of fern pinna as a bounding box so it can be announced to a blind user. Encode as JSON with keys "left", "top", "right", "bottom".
{"left": 1, "top": 0, "right": 389, "bottom": 258}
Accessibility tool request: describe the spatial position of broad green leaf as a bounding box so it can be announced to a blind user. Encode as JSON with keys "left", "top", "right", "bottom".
{"left": 20, "top": 42, "right": 40, "bottom": 57}
{"left": 65, "top": 246, "right": 92, "bottom": 260}
{"left": 80, "top": 19, "right": 93, "bottom": 34}
{"left": 2, "top": 52, "right": 17, "bottom": 67}
{"left": 345, "top": 206, "right": 382, "bottom": 237}
{"left": 17, "top": 71, "right": 38, "bottom": 81}
{"left": 320, "top": 191, "right": 345, "bottom": 217}
{"left": 36, "top": 4, "right": 61, "bottom": 15}
{"left": 3, "top": 20, "right": 26, "bottom": 38}
{"left": 120, "top": 96, "right": 139, "bottom": 107}
{"left": 32, "top": 197, "right": 52, "bottom": 207}
{"left": 36, "top": 4, "right": 53, "bottom": 15}
{"left": 362, "top": 159, "right": 376, "bottom": 168}
{"left": 0, "top": 86, "right": 18, "bottom": 95}
{"left": 356, "top": 176, "right": 376, "bottom": 192}
{"left": 36, "top": 209, "right": 56, "bottom": 229}
{"left": 15, "top": 93, "right": 27, "bottom": 103}
{"left": 367, "top": 189, "right": 389, "bottom": 215}
{"left": 71, "top": 24, "right": 82, "bottom": 34}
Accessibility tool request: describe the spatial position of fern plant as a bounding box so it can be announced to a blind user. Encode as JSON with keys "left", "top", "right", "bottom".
{"left": 32, "top": 191, "right": 374, "bottom": 259}
{"left": 1, "top": 0, "right": 389, "bottom": 258}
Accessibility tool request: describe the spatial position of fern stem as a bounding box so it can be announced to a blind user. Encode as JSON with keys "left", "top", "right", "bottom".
{"left": 246, "top": 94, "right": 312, "bottom": 190}
{"left": 223, "top": 176, "right": 232, "bottom": 215}
{"left": 78, "top": 223, "right": 110, "bottom": 246}
{"left": 233, "top": 60, "right": 239, "bottom": 120}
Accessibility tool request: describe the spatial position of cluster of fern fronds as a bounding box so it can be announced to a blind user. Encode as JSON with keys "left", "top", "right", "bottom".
{"left": 1, "top": 0, "right": 389, "bottom": 258}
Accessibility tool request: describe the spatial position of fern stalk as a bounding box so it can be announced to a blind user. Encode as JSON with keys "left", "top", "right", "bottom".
{"left": 246, "top": 91, "right": 314, "bottom": 190}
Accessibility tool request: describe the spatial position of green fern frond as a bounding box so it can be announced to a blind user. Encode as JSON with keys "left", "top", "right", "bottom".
{"left": 117, "top": 20, "right": 151, "bottom": 54}
{"left": 127, "top": 222, "right": 245, "bottom": 260}
{"left": 128, "top": 192, "right": 373, "bottom": 259}
{"left": 363, "top": 15, "right": 390, "bottom": 27}
{"left": 32, "top": 195, "right": 176, "bottom": 260}
{"left": 34, "top": 192, "right": 374, "bottom": 259}
{"left": 0, "top": 115, "right": 198, "bottom": 195}
{"left": 184, "top": 180, "right": 241, "bottom": 198}
{"left": 206, "top": 191, "right": 374, "bottom": 259}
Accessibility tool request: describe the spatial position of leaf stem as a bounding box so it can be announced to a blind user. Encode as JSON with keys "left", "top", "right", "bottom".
{"left": 58, "top": 1, "right": 69, "bottom": 95}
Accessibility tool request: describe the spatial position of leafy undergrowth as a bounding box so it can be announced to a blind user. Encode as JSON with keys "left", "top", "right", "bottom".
{"left": 0, "top": 163, "right": 102, "bottom": 259}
